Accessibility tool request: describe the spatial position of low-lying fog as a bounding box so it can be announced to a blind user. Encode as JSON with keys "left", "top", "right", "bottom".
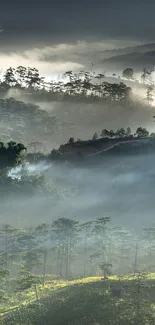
{"left": 1, "top": 150, "right": 155, "bottom": 232}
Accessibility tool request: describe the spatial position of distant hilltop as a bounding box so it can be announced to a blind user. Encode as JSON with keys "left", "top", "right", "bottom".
{"left": 56, "top": 135, "right": 154, "bottom": 160}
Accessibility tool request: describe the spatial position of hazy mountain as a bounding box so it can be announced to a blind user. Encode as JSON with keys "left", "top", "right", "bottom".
{"left": 102, "top": 42, "right": 155, "bottom": 59}
{"left": 101, "top": 43, "right": 155, "bottom": 71}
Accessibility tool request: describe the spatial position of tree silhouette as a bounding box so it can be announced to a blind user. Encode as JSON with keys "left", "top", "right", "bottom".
{"left": 68, "top": 137, "right": 75, "bottom": 144}
{"left": 135, "top": 127, "right": 149, "bottom": 138}
{"left": 92, "top": 132, "right": 98, "bottom": 140}
{"left": 115, "top": 128, "right": 126, "bottom": 138}
{"left": 15, "top": 66, "right": 27, "bottom": 87}
{"left": 26, "top": 67, "right": 42, "bottom": 89}
{"left": 122, "top": 68, "right": 134, "bottom": 80}
{"left": 145, "top": 86, "right": 154, "bottom": 105}
{"left": 126, "top": 126, "right": 132, "bottom": 137}
{"left": 101, "top": 129, "right": 110, "bottom": 138}
{"left": 3, "top": 68, "right": 16, "bottom": 87}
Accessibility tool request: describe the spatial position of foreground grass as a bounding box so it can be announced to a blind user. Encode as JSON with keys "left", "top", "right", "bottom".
{"left": 1, "top": 274, "right": 155, "bottom": 325}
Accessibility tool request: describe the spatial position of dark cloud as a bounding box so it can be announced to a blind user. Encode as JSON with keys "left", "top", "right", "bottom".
{"left": 0, "top": 0, "right": 155, "bottom": 50}
{"left": 0, "top": 0, "right": 154, "bottom": 77}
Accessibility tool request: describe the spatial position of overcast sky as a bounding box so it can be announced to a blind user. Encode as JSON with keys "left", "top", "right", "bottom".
{"left": 0, "top": 0, "right": 154, "bottom": 75}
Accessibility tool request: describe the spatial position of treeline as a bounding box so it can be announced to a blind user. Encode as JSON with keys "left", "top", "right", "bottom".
{"left": 100, "top": 126, "right": 150, "bottom": 139}
{"left": 0, "top": 66, "right": 154, "bottom": 103}
{"left": 0, "top": 125, "right": 152, "bottom": 168}
{"left": 0, "top": 66, "right": 132, "bottom": 102}
{"left": 67, "top": 126, "right": 151, "bottom": 144}
{"left": 123, "top": 66, "right": 155, "bottom": 85}
{"left": 0, "top": 126, "right": 150, "bottom": 167}
{"left": 0, "top": 217, "right": 155, "bottom": 297}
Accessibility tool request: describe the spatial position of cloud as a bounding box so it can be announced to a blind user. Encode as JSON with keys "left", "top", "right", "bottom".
{"left": 0, "top": 51, "right": 83, "bottom": 77}
{"left": 1, "top": 0, "right": 155, "bottom": 54}
{"left": 28, "top": 39, "right": 143, "bottom": 64}
{"left": 0, "top": 39, "right": 143, "bottom": 77}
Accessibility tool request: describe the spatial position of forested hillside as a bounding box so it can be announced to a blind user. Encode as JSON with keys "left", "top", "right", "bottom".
{"left": 0, "top": 65, "right": 154, "bottom": 325}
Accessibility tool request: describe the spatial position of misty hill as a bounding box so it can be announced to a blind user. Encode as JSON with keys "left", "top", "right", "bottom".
{"left": 102, "top": 49, "right": 155, "bottom": 71}
{"left": 0, "top": 66, "right": 154, "bottom": 146}
{"left": 87, "top": 137, "right": 155, "bottom": 160}
{"left": 42, "top": 135, "right": 155, "bottom": 228}
{"left": 0, "top": 97, "right": 73, "bottom": 148}
{"left": 102, "top": 42, "right": 155, "bottom": 60}
{"left": 56, "top": 136, "right": 154, "bottom": 160}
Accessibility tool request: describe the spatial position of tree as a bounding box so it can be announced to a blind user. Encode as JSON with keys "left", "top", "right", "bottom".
{"left": 145, "top": 86, "right": 154, "bottom": 105}
{"left": 92, "top": 217, "right": 111, "bottom": 265}
{"left": 63, "top": 70, "right": 79, "bottom": 96}
{"left": 101, "top": 129, "right": 110, "bottom": 138}
{"left": 133, "top": 243, "right": 139, "bottom": 275}
{"left": 95, "top": 73, "right": 105, "bottom": 98}
{"left": 141, "top": 68, "right": 148, "bottom": 84}
{"left": 100, "top": 262, "right": 112, "bottom": 277}
{"left": 92, "top": 132, "right": 98, "bottom": 140}
{"left": 15, "top": 66, "right": 27, "bottom": 87}
{"left": 135, "top": 127, "right": 149, "bottom": 138}
{"left": 115, "top": 128, "right": 126, "bottom": 138}
{"left": 103, "top": 82, "right": 131, "bottom": 101}
{"left": 109, "top": 129, "right": 115, "bottom": 138}
{"left": 122, "top": 68, "right": 134, "bottom": 80}
{"left": 95, "top": 73, "right": 105, "bottom": 83}
{"left": 80, "top": 221, "right": 94, "bottom": 277}
{"left": 14, "top": 229, "right": 40, "bottom": 273}
{"left": 3, "top": 67, "right": 16, "bottom": 87}
{"left": 141, "top": 68, "right": 152, "bottom": 84}
{"left": 113, "top": 226, "right": 132, "bottom": 276}
{"left": 81, "top": 71, "right": 92, "bottom": 97}
{"left": 68, "top": 137, "right": 75, "bottom": 144}
{"left": 5, "top": 141, "right": 26, "bottom": 167}
{"left": 15, "top": 270, "right": 41, "bottom": 301}
{"left": 126, "top": 126, "right": 132, "bottom": 137}
{"left": 52, "top": 218, "right": 79, "bottom": 277}
{"left": 64, "top": 70, "right": 74, "bottom": 83}
{"left": 25, "top": 67, "right": 42, "bottom": 89}
{"left": 35, "top": 223, "right": 50, "bottom": 286}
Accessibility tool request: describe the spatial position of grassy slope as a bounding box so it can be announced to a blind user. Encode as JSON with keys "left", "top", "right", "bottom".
{"left": 1, "top": 274, "right": 155, "bottom": 325}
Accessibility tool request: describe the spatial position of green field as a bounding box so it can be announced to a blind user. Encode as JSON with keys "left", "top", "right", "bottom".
{"left": 1, "top": 274, "right": 155, "bottom": 325}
